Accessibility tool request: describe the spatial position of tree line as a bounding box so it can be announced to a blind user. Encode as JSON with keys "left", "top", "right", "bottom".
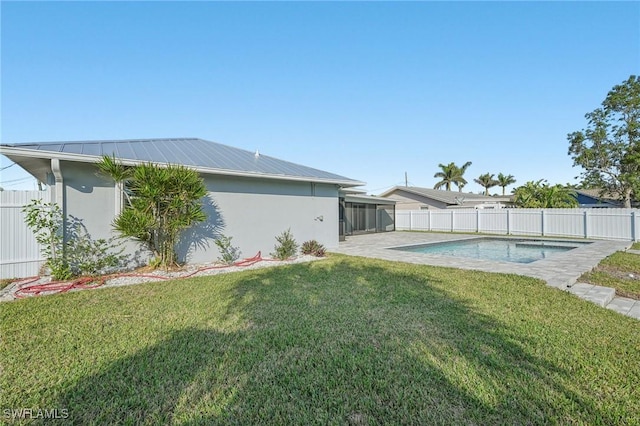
{"left": 432, "top": 162, "right": 576, "bottom": 207}
{"left": 433, "top": 163, "right": 516, "bottom": 196}
{"left": 430, "top": 75, "right": 639, "bottom": 208}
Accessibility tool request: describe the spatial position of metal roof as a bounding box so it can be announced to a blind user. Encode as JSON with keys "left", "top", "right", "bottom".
{"left": 379, "top": 186, "right": 512, "bottom": 205}
{"left": 0, "top": 138, "right": 363, "bottom": 186}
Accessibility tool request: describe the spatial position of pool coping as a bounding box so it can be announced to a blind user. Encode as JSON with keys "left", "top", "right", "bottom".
{"left": 386, "top": 235, "right": 591, "bottom": 261}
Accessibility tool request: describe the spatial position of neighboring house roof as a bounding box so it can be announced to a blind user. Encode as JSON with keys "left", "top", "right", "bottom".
{"left": 343, "top": 194, "right": 396, "bottom": 205}
{"left": 378, "top": 186, "right": 512, "bottom": 206}
{"left": 574, "top": 189, "right": 622, "bottom": 206}
{"left": 0, "top": 138, "right": 364, "bottom": 187}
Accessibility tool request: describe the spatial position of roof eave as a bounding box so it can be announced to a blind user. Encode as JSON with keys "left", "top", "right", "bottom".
{"left": 381, "top": 186, "right": 454, "bottom": 204}
{"left": 0, "top": 146, "right": 364, "bottom": 187}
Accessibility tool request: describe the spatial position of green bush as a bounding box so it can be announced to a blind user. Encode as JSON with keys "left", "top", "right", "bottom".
{"left": 23, "top": 199, "right": 125, "bottom": 280}
{"left": 215, "top": 235, "right": 241, "bottom": 265}
{"left": 271, "top": 229, "right": 298, "bottom": 260}
{"left": 301, "top": 240, "right": 326, "bottom": 257}
{"left": 97, "top": 156, "right": 207, "bottom": 269}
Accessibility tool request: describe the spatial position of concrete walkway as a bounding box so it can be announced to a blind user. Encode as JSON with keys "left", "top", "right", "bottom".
{"left": 331, "top": 232, "right": 639, "bottom": 320}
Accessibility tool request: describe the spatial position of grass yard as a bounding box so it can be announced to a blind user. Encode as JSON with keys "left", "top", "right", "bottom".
{"left": 1, "top": 254, "right": 639, "bottom": 425}
{"left": 579, "top": 251, "right": 640, "bottom": 299}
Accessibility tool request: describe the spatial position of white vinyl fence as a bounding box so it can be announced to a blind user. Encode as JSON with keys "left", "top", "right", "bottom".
{"left": 396, "top": 208, "right": 640, "bottom": 242}
{"left": 1, "top": 190, "right": 48, "bottom": 279}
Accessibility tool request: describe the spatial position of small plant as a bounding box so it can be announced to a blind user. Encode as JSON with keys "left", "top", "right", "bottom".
{"left": 23, "top": 199, "right": 69, "bottom": 280}
{"left": 215, "top": 235, "right": 241, "bottom": 265}
{"left": 72, "top": 233, "right": 125, "bottom": 276}
{"left": 148, "top": 257, "right": 163, "bottom": 270}
{"left": 271, "top": 229, "right": 298, "bottom": 260}
{"left": 301, "top": 240, "right": 326, "bottom": 257}
{"left": 23, "top": 199, "right": 125, "bottom": 280}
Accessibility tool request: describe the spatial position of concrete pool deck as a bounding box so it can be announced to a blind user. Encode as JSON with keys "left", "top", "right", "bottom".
{"left": 331, "top": 232, "right": 640, "bottom": 320}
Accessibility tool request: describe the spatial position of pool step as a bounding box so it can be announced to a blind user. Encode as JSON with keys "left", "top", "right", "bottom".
{"left": 568, "top": 283, "right": 616, "bottom": 307}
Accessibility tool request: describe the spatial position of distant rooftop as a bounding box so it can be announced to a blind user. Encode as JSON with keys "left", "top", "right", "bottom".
{"left": 379, "top": 186, "right": 512, "bottom": 205}
{"left": 0, "top": 138, "right": 363, "bottom": 186}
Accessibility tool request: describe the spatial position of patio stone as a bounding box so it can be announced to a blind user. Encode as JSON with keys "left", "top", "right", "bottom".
{"left": 606, "top": 297, "right": 637, "bottom": 315}
{"left": 332, "top": 231, "right": 637, "bottom": 320}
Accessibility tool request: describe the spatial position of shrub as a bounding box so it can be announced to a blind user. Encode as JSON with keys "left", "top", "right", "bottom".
{"left": 271, "top": 229, "right": 298, "bottom": 260}
{"left": 97, "top": 156, "right": 207, "bottom": 269}
{"left": 23, "top": 199, "right": 125, "bottom": 280}
{"left": 72, "top": 232, "right": 125, "bottom": 276}
{"left": 215, "top": 235, "right": 241, "bottom": 265}
{"left": 301, "top": 240, "right": 326, "bottom": 257}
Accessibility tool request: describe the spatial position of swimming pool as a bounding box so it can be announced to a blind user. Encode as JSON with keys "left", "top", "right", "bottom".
{"left": 390, "top": 237, "right": 591, "bottom": 264}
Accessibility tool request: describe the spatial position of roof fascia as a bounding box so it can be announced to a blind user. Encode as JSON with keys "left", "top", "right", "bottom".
{"left": 0, "top": 146, "right": 364, "bottom": 188}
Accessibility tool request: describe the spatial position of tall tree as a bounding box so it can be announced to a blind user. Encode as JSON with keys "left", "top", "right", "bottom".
{"left": 433, "top": 161, "right": 472, "bottom": 191}
{"left": 568, "top": 75, "right": 640, "bottom": 207}
{"left": 474, "top": 173, "right": 498, "bottom": 196}
{"left": 497, "top": 173, "right": 516, "bottom": 196}
{"left": 455, "top": 161, "right": 473, "bottom": 192}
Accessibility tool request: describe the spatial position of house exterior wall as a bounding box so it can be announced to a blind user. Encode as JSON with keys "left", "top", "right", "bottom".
{"left": 383, "top": 191, "right": 449, "bottom": 210}
{"left": 61, "top": 161, "right": 118, "bottom": 241}
{"left": 54, "top": 163, "right": 340, "bottom": 266}
{"left": 191, "top": 175, "right": 339, "bottom": 263}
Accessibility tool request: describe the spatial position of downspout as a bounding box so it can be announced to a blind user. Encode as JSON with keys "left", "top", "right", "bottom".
{"left": 51, "top": 158, "right": 65, "bottom": 260}
{"left": 51, "top": 159, "right": 64, "bottom": 209}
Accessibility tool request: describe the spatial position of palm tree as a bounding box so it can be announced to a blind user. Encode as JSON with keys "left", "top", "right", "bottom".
{"left": 474, "top": 173, "right": 499, "bottom": 196}
{"left": 97, "top": 156, "right": 207, "bottom": 268}
{"left": 433, "top": 161, "right": 472, "bottom": 191}
{"left": 433, "top": 163, "right": 457, "bottom": 191}
{"left": 497, "top": 173, "right": 516, "bottom": 196}
{"left": 455, "top": 161, "right": 473, "bottom": 192}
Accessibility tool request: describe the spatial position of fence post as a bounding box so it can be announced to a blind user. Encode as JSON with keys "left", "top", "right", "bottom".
{"left": 476, "top": 209, "right": 480, "bottom": 233}
{"left": 451, "top": 210, "right": 455, "bottom": 233}
{"left": 506, "top": 209, "right": 511, "bottom": 235}
{"left": 632, "top": 211, "right": 637, "bottom": 242}
{"left": 428, "top": 210, "right": 432, "bottom": 231}
{"left": 583, "top": 210, "right": 589, "bottom": 239}
{"left": 541, "top": 210, "right": 545, "bottom": 236}
{"left": 409, "top": 211, "right": 413, "bottom": 231}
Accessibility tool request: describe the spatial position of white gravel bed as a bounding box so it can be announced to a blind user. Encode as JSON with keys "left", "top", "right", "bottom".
{"left": 0, "top": 255, "right": 322, "bottom": 302}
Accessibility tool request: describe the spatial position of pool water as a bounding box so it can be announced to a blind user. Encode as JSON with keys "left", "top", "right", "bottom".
{"left": 390, "top": 238, "right": 589, "bottom": 264}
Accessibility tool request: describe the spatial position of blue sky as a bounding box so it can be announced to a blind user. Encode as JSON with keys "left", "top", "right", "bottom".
{"left": 1, "top": 1, "right": 638, "bottom": 194}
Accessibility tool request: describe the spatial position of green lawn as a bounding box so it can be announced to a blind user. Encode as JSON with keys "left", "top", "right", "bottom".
{"left": 2, "top": 255, "right": 639, "bottom": 425}
{"left": 579, "top": 251, "right": 640, "bottom": 299}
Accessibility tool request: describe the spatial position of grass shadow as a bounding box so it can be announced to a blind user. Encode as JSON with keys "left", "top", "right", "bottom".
{"left": 42, "top": 255, "right": 637, "bottom": 424}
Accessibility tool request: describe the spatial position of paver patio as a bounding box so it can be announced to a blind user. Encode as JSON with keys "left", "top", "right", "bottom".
{"left": 331, "top": 231, "right": 639, "bottom": 319}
